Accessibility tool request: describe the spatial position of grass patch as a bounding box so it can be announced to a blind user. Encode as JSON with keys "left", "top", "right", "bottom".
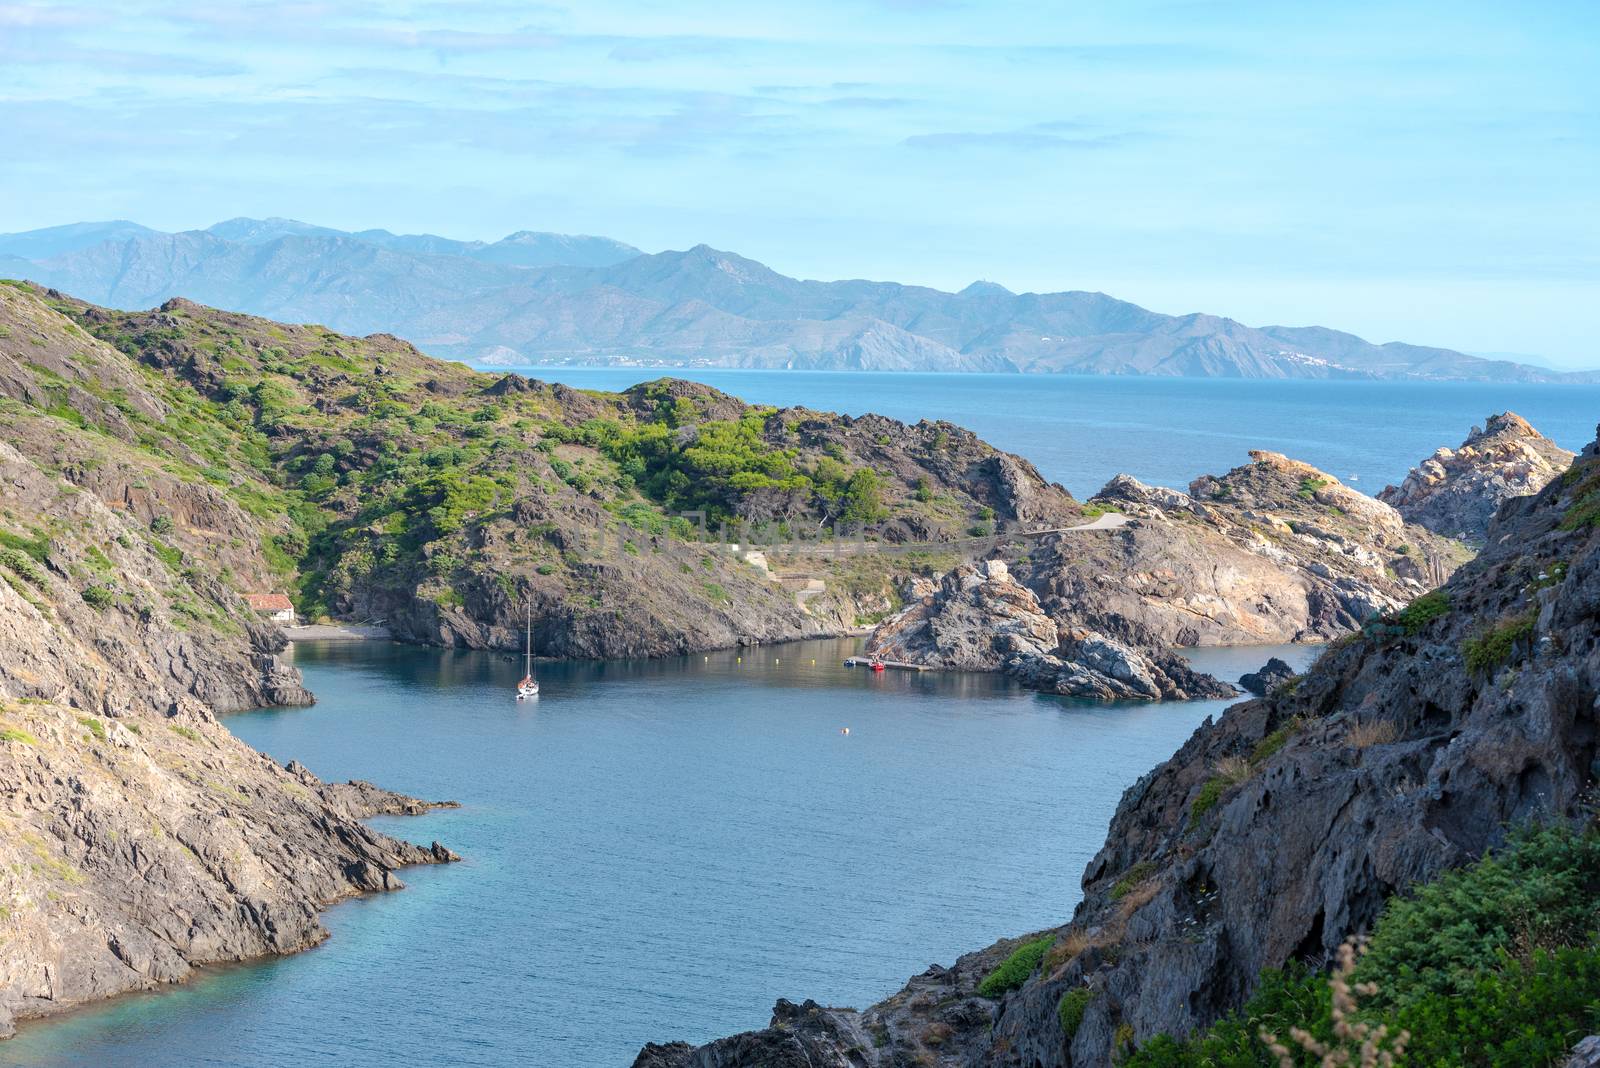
{"left": 977, "top": 933, "right": 1056, "bottom": 998}
{"left": 1, "top": 726, "right": 38, "bottom": 744}
{"left": 1249, "top": 717, "right": 1304, "bottom": 763}
{"left": 76, "top": 716, "right": 105, "bottom": 741}
{"left": 1111, "top": 861, "right": 1157, "bottom": 901}
{"left": 168, "top": 724, "right": 201, "bottom": 742}
{"left": 1189, "top": 777, "right": 1228, "bottom": 828}
{"left": 1296, "top": 476, "right": 1330, "bottom": 499}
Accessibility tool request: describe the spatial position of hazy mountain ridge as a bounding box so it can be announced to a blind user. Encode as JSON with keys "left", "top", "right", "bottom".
{"left": 1, "top": 219, "right": 1590, "bottom": 381}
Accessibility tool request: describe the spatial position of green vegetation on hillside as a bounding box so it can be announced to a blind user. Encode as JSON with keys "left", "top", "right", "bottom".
{"left": 0, "top": 285, "right": 1022, "bottom": 632}
{"left": 1125, "top": 824, "right": 1600, "bottom": 1067}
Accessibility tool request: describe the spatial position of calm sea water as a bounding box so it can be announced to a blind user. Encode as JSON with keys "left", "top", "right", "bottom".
{"left": 516, "top": 368, "right": 1600, "bottom": 498}
{"left": 0, "top": 640, "right": 1318, "bottom": 1068}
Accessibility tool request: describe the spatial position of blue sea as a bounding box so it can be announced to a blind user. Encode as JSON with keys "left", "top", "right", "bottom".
{"left": 5, "top": 373, "right": 1595, "bottom": 1067}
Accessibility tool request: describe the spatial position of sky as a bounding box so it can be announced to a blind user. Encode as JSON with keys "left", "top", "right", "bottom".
{"left": 1, "top": 1, "right": 1597, "bottom": 366}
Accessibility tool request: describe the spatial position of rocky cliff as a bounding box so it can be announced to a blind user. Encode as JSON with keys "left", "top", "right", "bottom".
{"left": 0, "top": 281, "right": 456, "bottom": 1037}
{"left": 1378, "top": 411, "right": 1574, "bottom": 544}
{"left": 637, "top": 429, "right": 1600, "bottom": 1066}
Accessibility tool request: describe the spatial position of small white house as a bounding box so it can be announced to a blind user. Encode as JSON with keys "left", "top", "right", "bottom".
{"left": 245, "top": 593, "right": 296, "bottom": 624}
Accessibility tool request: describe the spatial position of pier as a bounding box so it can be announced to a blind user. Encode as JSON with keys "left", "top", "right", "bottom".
{"left": 843, "top": 656, "right": 931, "bottom": 672}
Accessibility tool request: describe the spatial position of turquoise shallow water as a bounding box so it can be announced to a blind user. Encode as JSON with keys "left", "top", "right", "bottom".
{"left": 0, "top": 640, "right": 1318, "bottom": 1068}
{"left": 515, "top": 368, "right": 1600, "bottom": 498}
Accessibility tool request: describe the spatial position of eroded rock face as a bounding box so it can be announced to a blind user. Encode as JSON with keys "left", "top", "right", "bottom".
{"left": 1378, "top": 411, "right": 1575, "bottom": 544}
{"left": 639, "top": 430, "right": 1600, "bottom": 1068}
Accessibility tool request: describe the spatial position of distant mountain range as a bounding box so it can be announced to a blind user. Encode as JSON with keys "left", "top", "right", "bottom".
{"left": 1, "top": 217, "right": 1590, "bottom": 381}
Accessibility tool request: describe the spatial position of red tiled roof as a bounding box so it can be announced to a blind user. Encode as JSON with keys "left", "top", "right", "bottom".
{"left": 244, "top": 593, "right": 294, "bottom": 612}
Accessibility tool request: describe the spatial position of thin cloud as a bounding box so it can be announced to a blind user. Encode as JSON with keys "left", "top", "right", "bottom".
{"left": 903, "top": 128, "right": 1138, "bottom": 151}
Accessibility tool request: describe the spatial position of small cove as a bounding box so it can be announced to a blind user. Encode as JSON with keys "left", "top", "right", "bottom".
{"left": 0, "top": 639, "right": 1318, "bottom": 1067}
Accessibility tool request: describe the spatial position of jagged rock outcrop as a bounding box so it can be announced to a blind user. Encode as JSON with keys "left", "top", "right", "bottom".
{"left": 639, "top": 429, "right": 1600, "bottom": 1067}
{"left": 1379, "top": 411, "right": 1574, "bottom": 544}
{"left": 865, "top": 560, "right": 1234, "bottom": 700}
{"left": 1239, "top": 656, "right": 1296, "bottom": 696}
{"left": 1018, "top": 451, "right": 1470, "bottom": 648}
{"left": 866, "top": 560, "right": 1059, "bottom": 669}
{"left": 1005, "top": 630, "right": 1235, "bottom": 701}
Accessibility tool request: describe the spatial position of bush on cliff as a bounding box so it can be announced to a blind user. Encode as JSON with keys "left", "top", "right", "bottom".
{"left": 978, "top": 933, "right": 1056, "bottom": 998}
{"left": 1125, "top": 824, "right": 1600, "bottom": 1067}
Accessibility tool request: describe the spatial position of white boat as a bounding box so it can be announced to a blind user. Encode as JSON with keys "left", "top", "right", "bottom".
{"left": 517, "top": 603, "right": 539, "bottom": 699}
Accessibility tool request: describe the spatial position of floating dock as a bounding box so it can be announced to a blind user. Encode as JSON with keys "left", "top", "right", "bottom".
{"left": 843, "top": 657, "right": 931, "bottom": 672}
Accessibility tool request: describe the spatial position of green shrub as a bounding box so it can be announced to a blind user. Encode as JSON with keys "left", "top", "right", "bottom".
{"left": 81, "top": 584, "right": 117, "bottom": 610}
{"left": 149, "top": 514, "right": 174, "bottom": 534}
{"left": 1189, "top": 777, "right": 1226, "bottom": 828}
{"left": 0, "top": 546, "right": 47, "bottom": 587}
{"left": 978, "top": 933, "right": 1056, "bottom": 998}
{"left": 1058, "top": 987, "right": 1094, "bottom": 1038}
{"left": 1391, "top": 590, "right": 1451, "bottom": 635}
{"left": 1461, "top": 610, "right": 1537, "bottom": 676}
{"left": 1126, "top": 825, "right": 1600, "bottom": 1067}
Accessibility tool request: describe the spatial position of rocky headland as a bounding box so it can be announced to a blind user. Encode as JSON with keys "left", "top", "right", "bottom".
{"left": 864, "top": 445, "right": 1481, "bottom": 699}
{"left": 1378, "top": 410, "right": 1574, "bottom": 544}
{"left": 0, "top": 281, "right": 457, "bottom": 1036}
{"left": 637, "top": 429, "right": 1600, "bottom": 1066}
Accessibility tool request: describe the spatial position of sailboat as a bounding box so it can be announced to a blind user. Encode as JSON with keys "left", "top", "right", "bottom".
{"left": 516, "top": 603, "right": 539, "bottom": 699}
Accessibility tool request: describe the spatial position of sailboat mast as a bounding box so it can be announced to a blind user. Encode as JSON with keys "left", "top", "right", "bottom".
{"left": 524, "top": 603, "right": 532, "bottom": 676}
